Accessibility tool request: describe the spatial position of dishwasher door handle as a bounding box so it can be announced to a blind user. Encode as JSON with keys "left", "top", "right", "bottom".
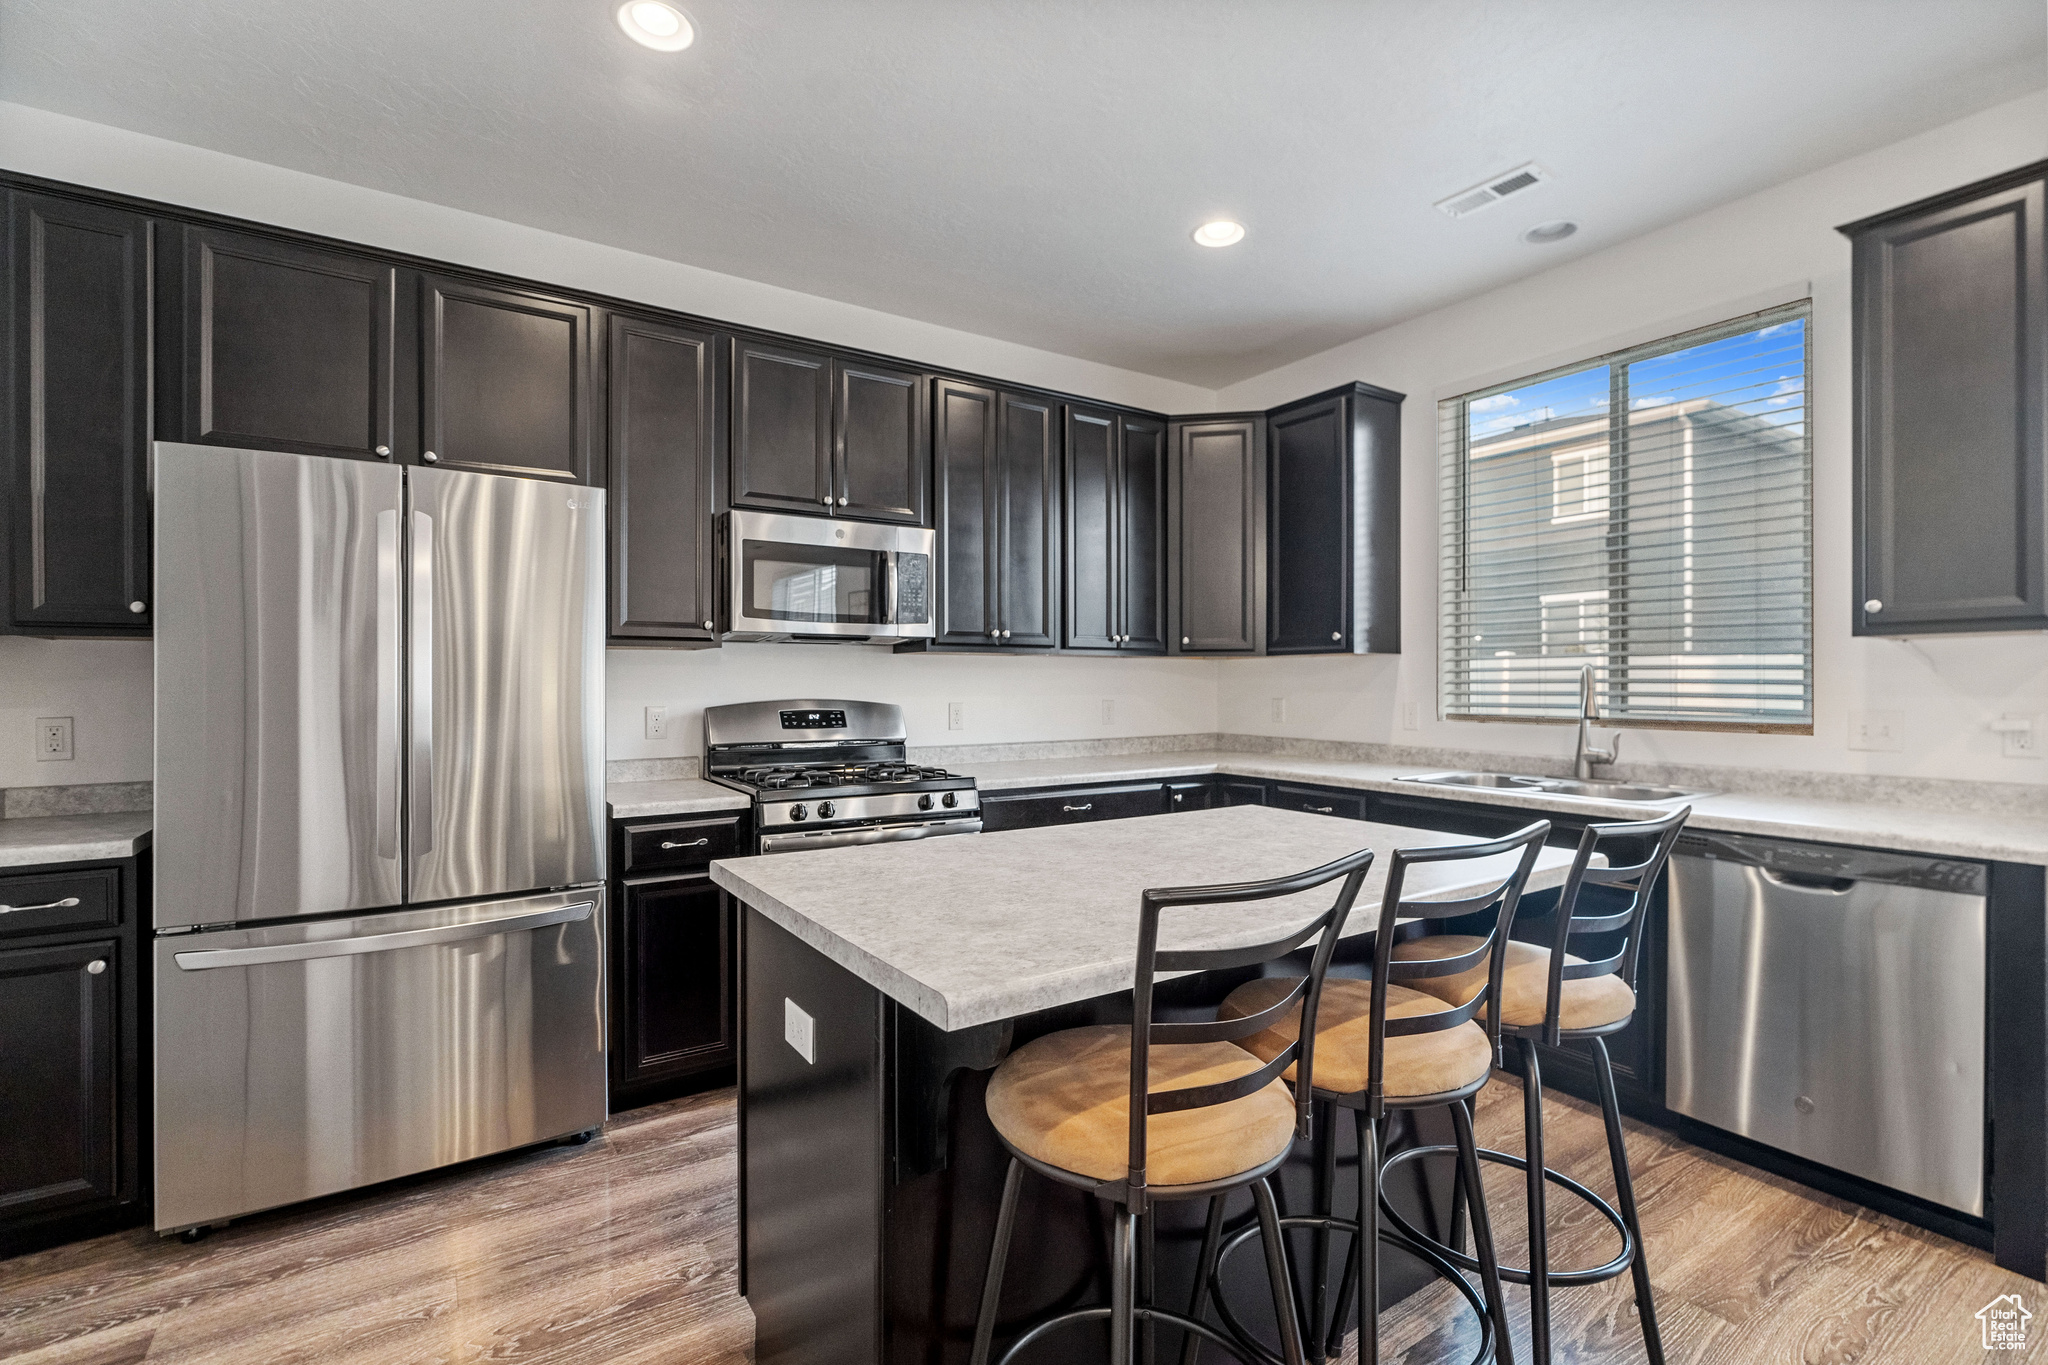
{"left": 1756, "top": 867, "right": 1856, "bottom": 893}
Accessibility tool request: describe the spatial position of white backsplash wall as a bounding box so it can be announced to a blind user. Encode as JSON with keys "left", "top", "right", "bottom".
{"left": 1215, "top": 90, "right": 2048, "bottom": 787}
{"left": 0, "top": 637, "right": 154, "bottom": 790}
{"left": 608, "top": 645, "right": 1220, "bottom": 763}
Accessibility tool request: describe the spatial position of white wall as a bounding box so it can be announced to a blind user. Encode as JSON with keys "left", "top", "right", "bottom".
{"left": 609, "top": 645, "right": 1217, "bottom": 762}
{"left": 1214, "top": 90, "right": 2048, "bottom": 786}
{"left": 0, "top": 638, "right": 153, "bottom": 789}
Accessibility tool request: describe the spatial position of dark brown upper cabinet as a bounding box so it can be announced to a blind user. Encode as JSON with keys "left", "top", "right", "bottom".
{"left": 1063, "top": 407, "right": 1165, "bottom": 653}
{"left": 1169, "top": 414, "right": 1264, "bottom": 654}
{"left": 4, "top": 192, "right": 152, "bottom": 635}
{"left": 931, "top": 379, "right": 1058, "bottom": 648}
{"left": 1843, "top": 160, "right": 2048, "bottom": 635}
{"left": 732, "top": 336, "right": 927, "bottom": 524}
{"left": 1266, "top": 383, "right": 1403, "bottom": 655}
{"left": 420, "top": 274, "right": 593, "bottom": 483}
{"left": 175, "top": 226, "right": 398, "bottom": 464}
{"left": 606, "top": 314, "right": 724, "bottom": 644}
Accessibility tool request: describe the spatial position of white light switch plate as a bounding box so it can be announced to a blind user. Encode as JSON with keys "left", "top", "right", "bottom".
{"left": 1847, "top": 710, "right": 1903, "bottom": 752}
{"left": 784, "top": 998, "right": 816, "bottom": 1064}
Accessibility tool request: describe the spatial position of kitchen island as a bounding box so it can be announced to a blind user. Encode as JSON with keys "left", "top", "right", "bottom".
{"left": 710, "top": 805, "right": 1579, "bottom": 1365}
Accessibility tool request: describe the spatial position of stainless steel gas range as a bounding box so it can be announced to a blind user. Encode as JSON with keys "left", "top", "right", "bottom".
{"left": 704, "top": 700, "right": 980, "bottom": 853}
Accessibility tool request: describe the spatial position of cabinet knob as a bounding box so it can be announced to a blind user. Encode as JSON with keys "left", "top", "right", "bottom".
{"left": 86, "top": 959, "right": 106, "bottom": 975}
{"left": 1001, "top": 629, "right": 1011, "bottom": 639}
{"left": 704, "top": 620, "right": 714, "bottom": 630}
{"left": 129, "top": 601, "right": 146, "bottom": 614}
{"left": 989, "top": 630, "right": 1001, "bottom": 640}
{"left": 1332, "top": 631, "right": 1342, "bottom": 641}
{"left": 423, "top": 450, "right": 439, "bottom": 464}
{"left": 837, "top": 496, "right": 849, "bottom": 506}
{"left": 374, "top": 445, "right": 391, "bottom": 458}
{"left": 1182, "top": 636, "right": 1191, "bottom": 646}
{"left": 1864, "top": 599, "right": 1882, "bottom": 613}
{"left": 823, "top": 497, "right": 833, "bottom": 507}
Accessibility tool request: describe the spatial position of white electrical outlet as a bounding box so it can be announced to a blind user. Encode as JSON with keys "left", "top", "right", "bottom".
{"left": 784, "top": 998, "right": 816, "bottom": 1064}
{"left": 1400, "top": 701, "right": 1420, "bottom": 731}
{"left": 1101, "top": 698, "right": 1115, "bottom": 725}
{"left": 1992, "top": 714, "right": 2041, "bottom": 760}
{"left": 35, "top": 717, "right": 73, "bottom": 762}
{"left": 948, "top": 701, "right": 965, "bottom": 731}
{"left": 644, "top": 705, "right": 668, "bottom": 739}
{"left": 1270, "top": 697, "right": 1287, "bottom": 723}
{"left": 1847, "top": 710, "right": 1904, "bottom": 752}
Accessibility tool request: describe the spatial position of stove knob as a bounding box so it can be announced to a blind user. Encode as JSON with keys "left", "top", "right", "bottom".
{"left": 918, "top": 793, "right": 934, "bottom": 811}
{"left": 789, "top": 803, "right": 808, "bottom": 822}
{"left": 817, "top": 801, "right": 835, "bottom": 819}
{"left": 942, "top": 792, "right": 958, "bottom": 808}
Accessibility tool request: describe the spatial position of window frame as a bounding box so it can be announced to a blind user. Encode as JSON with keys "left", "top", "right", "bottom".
{"left": 1439, "top": 301, "right": 1814, "bottom": 734}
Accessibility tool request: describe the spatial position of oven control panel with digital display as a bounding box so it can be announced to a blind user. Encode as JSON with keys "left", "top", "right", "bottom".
{"left": 780, "top": 709, "right": 847, "bottom": 730}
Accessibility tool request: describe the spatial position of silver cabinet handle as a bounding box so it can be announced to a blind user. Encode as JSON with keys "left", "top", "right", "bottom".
{"left": 86, "top": 959, "right": 106, "bottom": 975}
{"left": 1062, "top": 803, "right": 1093, "bottom": 812}
{"left": 1307, "top": 805, "right": 1334, "bottom": 813}
{"left": 409, "top": 509, "right": 436, "bottom": 857}
{"left": 660, "top": 838, "right": 710, "bottom": 850}
{"left": 375, "top": 444, "right": 391, "bottom": 458}
{"left": 374, "top": 508, "right": 402, "bottom": 860}
{"left": 0, "top": 896, "right": 82, "bottom": 914}
{"left": 174, "top": 901, "right": 594, "bottom": 971}
{"left": 129, "top": 601, "right": 146, "bottom": 613}
{"left": 423, "top": 450, "right": 439, "bottom": 463}
{"left": 1864, "top": 599, "right": 1882, "bottom": 612}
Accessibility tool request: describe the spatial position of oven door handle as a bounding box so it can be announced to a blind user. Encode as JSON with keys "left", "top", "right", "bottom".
{"left": 758, "top": 819, "right": 983, "bottom": 854}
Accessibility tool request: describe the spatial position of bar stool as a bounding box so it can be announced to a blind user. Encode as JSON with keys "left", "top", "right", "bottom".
{"left": 1381, "top": 807, "right": 1689, "bottom": 1365}
{"left": 1202, "top": 821, "right": 1553, "bottom": 1365}
{"left": 969, "top": 846, "right": 1377, "bottom": 1365}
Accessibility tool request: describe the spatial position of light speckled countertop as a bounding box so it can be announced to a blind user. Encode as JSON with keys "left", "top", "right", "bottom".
{"left": 0, "top": 812, "right": 154, "bottom": 868}
{"left": 611, "top": 750, "right": 2048, "bottom": 866}
{"left": 606, "top": 777, "right": 750, "bottom": 819}
{"left": 710, "top": 805, "right": 1578, "bottom": 1029}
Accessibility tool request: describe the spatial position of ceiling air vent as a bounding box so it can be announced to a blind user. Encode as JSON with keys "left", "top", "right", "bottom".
{"left": 1434, "top": 163, "right": 1551, "bottom": 219}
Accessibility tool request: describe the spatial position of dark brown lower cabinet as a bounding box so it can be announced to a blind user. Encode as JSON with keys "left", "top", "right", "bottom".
{"left": 977, "top": 781, "right": 1169, "bottom": 832}
{"left": 613, "top": 875, "right": 738, "bottom": 1102}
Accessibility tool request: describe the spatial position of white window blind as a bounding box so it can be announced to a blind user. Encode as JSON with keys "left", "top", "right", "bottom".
{"left": 1439, "top": 302, "right": 1813, "bottom": 731}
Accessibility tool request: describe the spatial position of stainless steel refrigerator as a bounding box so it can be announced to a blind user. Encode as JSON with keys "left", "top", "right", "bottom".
{"left": 150, "top": 443, "right": 608, "bottom": 1236}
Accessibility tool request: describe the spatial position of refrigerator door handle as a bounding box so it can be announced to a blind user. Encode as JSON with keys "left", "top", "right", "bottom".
{"left": 374, "top": 509, "right": 402, "bottom": 860}
{"left": 409, "top": 508, "right": 436, "bottom": 857}
{"left": 171, "top": 900, "right": 595, "bottom": 971}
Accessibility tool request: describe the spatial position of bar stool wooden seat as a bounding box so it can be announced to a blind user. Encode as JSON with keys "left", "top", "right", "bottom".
{"left": 970, "top": 846, "right": 1377, "bottom": 1365}
{"left": 1381, "top": 807, "right": 1690, "bottom": 1365}
{"left": 1200, "top": 822, "right": 1552, "bottom": 1365}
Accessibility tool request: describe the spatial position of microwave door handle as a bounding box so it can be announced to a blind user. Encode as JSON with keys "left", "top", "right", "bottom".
{"left": 409, "top": 509, "right": 435, "bottom": 858}
{"left": 881, "top": 552, "right": 897, "bottom": 625}
{"left": 374, "top": 509, "right": 402, "bottom": 860}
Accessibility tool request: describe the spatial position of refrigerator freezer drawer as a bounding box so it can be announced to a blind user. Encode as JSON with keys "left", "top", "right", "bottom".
{"left": 153, "top": 889, "right": 606, "bottom": 1232}
{"left": 1664, "top": 850, "right": 1985, "bottom": 1215}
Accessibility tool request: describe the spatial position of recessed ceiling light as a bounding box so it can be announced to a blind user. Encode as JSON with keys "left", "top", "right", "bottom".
{"left": 617, "top": 0, "right": 695, "bottom": 51}
{"left": 1192, "top": 220, "right": 1246, "bottom": 248}
{"left": 1523, "top": 220, "right": 1578, "bottom": 244}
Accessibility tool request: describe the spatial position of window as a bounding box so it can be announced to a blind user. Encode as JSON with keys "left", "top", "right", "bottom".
{"left": 1439, "top": 302, "right": 1812, "bottom": 731}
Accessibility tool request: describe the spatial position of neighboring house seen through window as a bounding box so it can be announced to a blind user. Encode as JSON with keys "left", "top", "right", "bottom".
{"left": 1438, "top": 302, "right": 1813, "bottom": 731}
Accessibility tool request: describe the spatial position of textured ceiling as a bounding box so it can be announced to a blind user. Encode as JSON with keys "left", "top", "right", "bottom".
{"left": 2, "top": 0, "right": 2041, "bottom": 387}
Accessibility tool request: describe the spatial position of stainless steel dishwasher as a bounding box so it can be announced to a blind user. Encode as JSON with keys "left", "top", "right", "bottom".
{"left": 1665, "top": 831, "right": 1986, "bottom": 1215}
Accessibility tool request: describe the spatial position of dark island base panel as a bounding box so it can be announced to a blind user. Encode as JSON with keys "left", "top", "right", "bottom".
{"left": 741, "top": 908, "right": 1466, "bottom": 1365}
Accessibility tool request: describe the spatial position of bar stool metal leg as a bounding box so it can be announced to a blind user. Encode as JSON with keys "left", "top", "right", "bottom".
{"left": 1518, "top": 1037, "right": 1552, "bottom": 1365}
{"left": 1356, "top": 1110, "right": 1380, "bottom": 1365}
{"left": 1113, "top": 1205, "right": 1138, "bottom": 1364}
{"left": 1309, "top": 1100, "right": 1337, "bottom": 1365}
{"left": 1591, "top": 1036, "right": 1665, "bottom": 1365}
{"left": 1450, "top": 1098, "right": 1515, "bottom": 1365}
{"left": 1251, "top": 1178, "right": 1309, "bottom": 1365}
{"left": 1183, "top": 1196, "right": 1228, "bottom": 1365}
{"left": 972, "top": 1159, "right": 1026, "bottom": 1365}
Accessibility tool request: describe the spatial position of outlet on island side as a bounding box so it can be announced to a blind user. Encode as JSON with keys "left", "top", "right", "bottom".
{"left": 784, "top": 998, "right": 816, "bottom": 1065}
{"left": 35, "top": 717, "right": 74, "bottom": 762}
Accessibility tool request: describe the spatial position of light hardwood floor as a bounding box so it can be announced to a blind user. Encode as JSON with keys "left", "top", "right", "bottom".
{"left": 1, "top": 1079, "right": 2038, "bottom": 1363}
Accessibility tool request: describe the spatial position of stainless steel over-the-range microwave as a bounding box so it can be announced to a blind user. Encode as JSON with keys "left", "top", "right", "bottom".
{"left": 719, "top": 508, "right": 936, "bottom": 642}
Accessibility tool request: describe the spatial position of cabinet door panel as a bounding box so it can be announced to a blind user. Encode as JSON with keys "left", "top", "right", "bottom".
{"left": 1175, "top": 418, "right": 1261, "bottom": 652}
{"left": 1854, "top": 173, "right": 2047, "bottom": 632}
{"left": 836, "top": 360, "right": 926, "bottom": 524}
{"left": 934, "top": 379, "right": 996, "bottom": 644}
{"left": 1063, "top": 406, "right": 1119, "bottom": 649}
{"left": 1119, "top": 415, "right": 1167, "bottom": 652}
{"left": 1268, "top": 396, "right": 1349, "bottom": 652}
{"left": 978, "top": 782, "right": 1168, "bottom": 832}
{"left": 422, "top": 276, "right": 591, "bottom": 482}
{"left": 0, "top": 939, "right": 118, "bottom": 1220}
{"left": 997, "top": 392, "right": 1058, "bottom": 647}
{"left": 620, "top": 876, "right": 735, "bottom": 1088}
{"left": 6, "top": 193, "right": 151, "bottom": 632}
{"left": 733, "top": 339, "right": 832, "bottom": 512}
{"left": 608, "top": 315, "right": 720, "bottom": 640}
{"left": 183, "top": 227, "right": 396, "bottom": 463}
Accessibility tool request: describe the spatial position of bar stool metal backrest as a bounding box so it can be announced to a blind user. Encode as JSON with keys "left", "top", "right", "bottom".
{"left": 1529, "top": 806, "right": 1691, "bottom": 1047}
{"left": 1357, "top": 822, "right": 1553, "bottom": 1110}
{"left": 1123, "top": 847, "right": 1378, "bottom": 1209}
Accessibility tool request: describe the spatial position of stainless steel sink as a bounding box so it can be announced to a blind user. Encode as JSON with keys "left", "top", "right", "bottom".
{"left": 1399, "top": 772, "right": 1704, "bottom": 805}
